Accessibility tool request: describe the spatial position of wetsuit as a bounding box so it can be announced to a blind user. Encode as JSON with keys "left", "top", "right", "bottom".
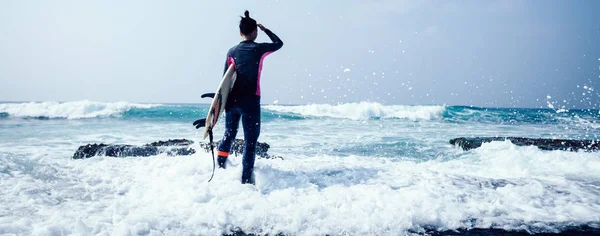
{"left": 217, "top": 29, "right": 283, "bottom": 184}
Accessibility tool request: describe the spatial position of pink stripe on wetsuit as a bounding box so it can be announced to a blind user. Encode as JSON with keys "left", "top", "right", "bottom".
{"left": 256, "top": 51, "right": 273, "bottom": 96}
{"left": 227, "top": 56, "right": 236, "bottom": 70}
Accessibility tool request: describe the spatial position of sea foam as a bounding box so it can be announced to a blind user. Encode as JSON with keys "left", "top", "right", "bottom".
{"left": 264, "top": 102, "right": 445, "bottom": 120}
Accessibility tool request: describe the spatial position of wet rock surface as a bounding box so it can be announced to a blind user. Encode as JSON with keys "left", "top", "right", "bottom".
{"left": 73, "top": 139, "right": 281, "bottom": 159}
{"left": 450, "top": 137, "right": 599, "bottom": 152}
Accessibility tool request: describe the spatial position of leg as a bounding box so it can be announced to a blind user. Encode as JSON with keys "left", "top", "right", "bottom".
{"left": 240, "top": 107, "right": 261, "bottom": 184}
{"left": 217, "top": 107, "right": 241, "bottom": 168}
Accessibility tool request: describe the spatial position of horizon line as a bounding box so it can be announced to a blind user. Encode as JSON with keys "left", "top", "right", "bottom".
{"left": 0, "top": 100, "right": 597, "bottom": 110}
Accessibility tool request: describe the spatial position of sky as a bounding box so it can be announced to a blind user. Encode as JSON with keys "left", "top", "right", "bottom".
{"left": 0, "top": 0, "right": 599, "bottom": 108}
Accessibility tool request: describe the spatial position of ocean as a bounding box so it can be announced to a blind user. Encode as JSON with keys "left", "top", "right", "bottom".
{"left": 1, "top": 100, "right": 599, "bottom": 235}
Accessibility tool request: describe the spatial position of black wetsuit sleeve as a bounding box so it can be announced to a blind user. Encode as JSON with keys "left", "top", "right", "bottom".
{"left": 259, "top": 29, "right": 283, "bottom": 54}
{"left": 223, "top": 50, "right": 231, "bottom": 76}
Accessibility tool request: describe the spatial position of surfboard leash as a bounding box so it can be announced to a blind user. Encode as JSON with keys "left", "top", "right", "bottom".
{"left": 193, "top": 92, "right": 220, "bottom": 182}
{"left": 207, "top": 127, "right": 216, "bottom": 182}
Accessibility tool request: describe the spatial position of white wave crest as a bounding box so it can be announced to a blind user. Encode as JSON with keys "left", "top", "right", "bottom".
{"left": 0, "top": 100, "right": 159, "bottom": 119}
{"left": 264, "top": 102, "right": 446, "bottom": 120}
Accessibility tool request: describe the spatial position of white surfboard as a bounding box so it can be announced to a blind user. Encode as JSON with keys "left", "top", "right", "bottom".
{"left": 203, "top": 64, "right": 237, "bottom": 139}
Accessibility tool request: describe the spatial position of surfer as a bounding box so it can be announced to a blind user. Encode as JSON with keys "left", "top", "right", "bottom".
{"left": 217, "top": 10, "right": 283, "bottom": 184}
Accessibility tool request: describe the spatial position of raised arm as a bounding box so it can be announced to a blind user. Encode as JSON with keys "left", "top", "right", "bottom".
{"left": 258, "top": 24, "right": 283, "bottom": 54}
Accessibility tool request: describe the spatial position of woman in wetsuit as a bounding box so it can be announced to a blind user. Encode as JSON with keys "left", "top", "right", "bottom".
{"left": 217, "top": 11, "right": 283, "bottom": 184}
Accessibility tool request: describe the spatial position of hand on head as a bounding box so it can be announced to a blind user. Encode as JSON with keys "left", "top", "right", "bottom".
{"left": 257, "top": 24, "right": 267, "bottom": 32}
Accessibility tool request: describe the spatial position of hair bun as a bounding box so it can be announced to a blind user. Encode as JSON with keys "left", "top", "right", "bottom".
{"left": 244, "top": 10, "right": 250, "bottom": 18}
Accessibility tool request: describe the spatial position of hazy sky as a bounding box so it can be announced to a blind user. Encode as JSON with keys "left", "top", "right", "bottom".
{"left": 1, "top": 0, "right": 599, "bottom": 108}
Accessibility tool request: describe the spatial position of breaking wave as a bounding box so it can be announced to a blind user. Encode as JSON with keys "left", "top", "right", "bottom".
{"left": 263, "top": 102, "right": 446, "bottom": 120}
{"left": 0, "top": 100, "right": 159, "bottom": 119}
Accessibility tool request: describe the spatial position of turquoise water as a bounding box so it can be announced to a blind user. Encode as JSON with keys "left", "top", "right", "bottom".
{"left": 0, "top": 101, "right": 599, "bottom": 235}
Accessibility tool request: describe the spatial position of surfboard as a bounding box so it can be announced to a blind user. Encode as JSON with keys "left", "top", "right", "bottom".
{"left": 203, "top": 64, "right": 237, "bottom": 139}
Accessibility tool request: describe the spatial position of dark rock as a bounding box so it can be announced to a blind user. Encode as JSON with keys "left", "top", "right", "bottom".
{"left": 146, "top": 139, "right": 194, "bottom": 147}
{"left": 72, "top": 139, "right": 196, "bottom": 159}
{"left": 422, "top": 225, "right": 600, "bottom": 235}
{"left": 73, "top": 139, "right": 280, "bottom": 159}
{"left": 226, "top": 225, "right": 600, "bottom": 236}
{"left": 450, "top": 137, "right": 600, "bottom": 152}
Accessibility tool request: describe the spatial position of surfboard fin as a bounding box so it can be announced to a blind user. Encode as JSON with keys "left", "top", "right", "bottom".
{"left": 201, "top": 93, "right": 215, "bottom": 99}
{"left": 193, "top": 119, "right": 206, "bottom": 129}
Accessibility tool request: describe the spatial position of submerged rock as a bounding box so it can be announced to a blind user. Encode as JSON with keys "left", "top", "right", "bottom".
{"left": 73, "top": 139, "right": 196, "bottom": 159}
{"left": 450, "top": 137, "right": 599, "bottom": 152}
{"left": 73, "top": 139, "right": 280, "bottom": 159}
{"left": 227, "top": 225, "right": 600, "bottom": 236}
